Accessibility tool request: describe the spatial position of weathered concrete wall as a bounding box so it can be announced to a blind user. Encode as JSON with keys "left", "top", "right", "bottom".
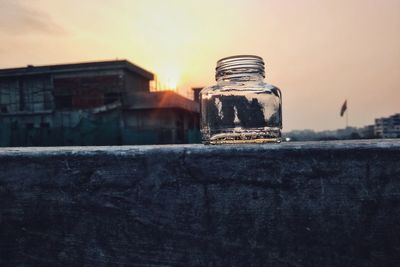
{"left": 0, "top": 140, "right": 399, "bottom": 266}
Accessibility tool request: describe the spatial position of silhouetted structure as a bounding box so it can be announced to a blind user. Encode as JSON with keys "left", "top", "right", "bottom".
{"left": 191, "top": 87, "right": 203, "bottom": 103}
{"left": 0, "top": 60, "right": 200, "bottom": 146}
{"left": 375, "top": 113, "right": 400, "bottom": 138}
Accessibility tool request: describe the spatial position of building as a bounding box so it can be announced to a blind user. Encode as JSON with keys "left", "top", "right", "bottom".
{"left": 0, "top": 60, "right": 200, "bottom": 146}
{"left": 374, "top": 113, "right": 400, "bottom": 138}
{"left": 361, "top": 124, "right": 375, "bottom": 139}
{"left": 122, "top": 91, "right": 200, "bottom": 144}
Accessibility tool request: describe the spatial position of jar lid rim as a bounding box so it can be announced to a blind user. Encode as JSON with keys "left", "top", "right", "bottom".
{"left": 217, "top": 55, "right": 263, "bottom": 63}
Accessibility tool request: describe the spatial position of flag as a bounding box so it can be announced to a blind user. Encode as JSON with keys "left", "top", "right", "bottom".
{"left": 340, "top": 100, "right": 347, "bottom": 117}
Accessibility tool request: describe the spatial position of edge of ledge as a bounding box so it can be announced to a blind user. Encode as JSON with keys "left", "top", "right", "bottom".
{"left": 0, "top": 139, "right": 399, "bottom": 157}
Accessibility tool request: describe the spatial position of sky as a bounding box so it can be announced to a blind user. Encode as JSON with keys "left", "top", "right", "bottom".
{"left": 0, "top": 0, "right": 399, "bottom": 131}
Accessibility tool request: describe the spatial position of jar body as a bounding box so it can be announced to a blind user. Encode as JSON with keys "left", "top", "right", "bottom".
{"left": 200, "top": 80, "right": 282, "bottom": 144}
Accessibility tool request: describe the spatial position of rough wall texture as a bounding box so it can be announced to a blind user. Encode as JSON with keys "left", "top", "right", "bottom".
{"left": 0, "top": 140, "right": 399, "bottom": 267}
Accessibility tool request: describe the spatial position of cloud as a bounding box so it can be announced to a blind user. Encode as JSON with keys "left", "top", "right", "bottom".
{"left": 0, "top": 0, "right": 66, "bottom": 35}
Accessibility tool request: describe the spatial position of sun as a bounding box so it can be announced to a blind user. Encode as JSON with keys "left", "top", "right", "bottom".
{"left": 165, "top": 79, "right": 177, "bottom": 90}
{"left": 151, "top": 66, "right": 181, "bottom": 91}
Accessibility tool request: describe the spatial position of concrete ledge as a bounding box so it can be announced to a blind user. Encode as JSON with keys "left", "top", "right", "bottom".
{"left": 1, "top": 140, "right": 400, "bottom": 266}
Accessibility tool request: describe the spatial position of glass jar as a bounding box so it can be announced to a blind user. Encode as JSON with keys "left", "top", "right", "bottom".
{"left": 200, "top": 55, "right": 282, "bottom": 144}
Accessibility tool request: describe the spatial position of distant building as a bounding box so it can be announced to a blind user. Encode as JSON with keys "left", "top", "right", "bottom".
{"left": 283, "top": 113, "right": 400, "bottom": 141}
{"left": 0, "top": 60, "right": 200, "bottom": 146}
{"left": 361, "top": 125, "right": 375, "bottom": 139}
{"left": 374, "top": 113, "right": 400, "bottom": 138}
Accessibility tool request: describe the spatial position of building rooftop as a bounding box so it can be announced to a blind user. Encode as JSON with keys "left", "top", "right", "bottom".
{"left": 125, "top": 91, "right": 199, "bottom": 113}
{"left": 0, "top": 60, "right": 154, "bottom": 80}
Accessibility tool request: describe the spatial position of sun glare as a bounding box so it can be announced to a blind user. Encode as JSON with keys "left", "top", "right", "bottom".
{"left": 151, "top": 66, "right": 181, "bottom": 92}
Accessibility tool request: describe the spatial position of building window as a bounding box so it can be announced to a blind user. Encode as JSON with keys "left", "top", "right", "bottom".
{"left": 55, "top": 95, "right": 72, "bottom": 109}
{"left": 11, "top": 121, "right": 18, "bottom": 129}
{"left": 40, "top": 122, "right": 50, "bottom": 128}
{"left": 0, "top": 105, "right": 8, "bottom": 113}
{"left": 25, "top": 123, "right": 34, "bottom": 129}
{"left": 104, "top": 92, "right": 120, "bottom": 105}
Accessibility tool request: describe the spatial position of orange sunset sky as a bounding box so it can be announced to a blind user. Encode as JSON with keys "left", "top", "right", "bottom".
{"left": 0, "top": 0, "right": 399, "bottom": 131}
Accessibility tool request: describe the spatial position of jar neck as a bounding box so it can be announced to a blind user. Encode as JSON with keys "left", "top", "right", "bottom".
{"left": 216, "top": 73, "right": 264, "bottom": 82}
{"left": 215, "top": 55, "right": 265, "bottom": 82}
